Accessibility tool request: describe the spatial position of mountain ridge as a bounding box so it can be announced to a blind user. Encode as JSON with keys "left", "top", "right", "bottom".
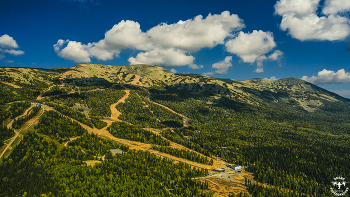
{"left": 1, "top": 63, "right": 350, "bottom": 196}
{"left": 1, "top": 63, "right": 349, "bottom": 113}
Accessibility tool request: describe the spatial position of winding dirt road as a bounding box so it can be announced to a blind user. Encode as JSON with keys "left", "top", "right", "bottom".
{"left": 0, "top": 105, "right": 45, "bottom": 159}
{"left": 37, "top": 85, "right": 55, "bottom": 101}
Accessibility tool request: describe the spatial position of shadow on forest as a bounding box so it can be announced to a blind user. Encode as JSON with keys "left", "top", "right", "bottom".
{"left": 239, "top": 87, "right": 289, "bottom": 101}
{"left": 149, "top": 83, "right": 255, "bottom": 113}
{"left": 63, "top": 77, "right": 113, "bottom": 87}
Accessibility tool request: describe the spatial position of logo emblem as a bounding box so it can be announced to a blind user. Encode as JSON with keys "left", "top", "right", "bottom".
{"left": 331, "top": 177, "right": 349, "bottom": 196}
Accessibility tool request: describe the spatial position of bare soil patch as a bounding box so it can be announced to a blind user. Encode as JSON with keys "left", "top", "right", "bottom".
{"left": 204, "top": 177, "right": 247, "bottom": 197}
{"left": 1, "top": 81, "right": 21, "bottom": 89}
{"left": 110, "top": 89, "right": 130, "bottom": 122}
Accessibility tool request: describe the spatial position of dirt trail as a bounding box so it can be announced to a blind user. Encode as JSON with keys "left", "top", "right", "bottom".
{"left": 64, "top": 136, "right": 81, "bottom": 147}
{"left": 7, "top": 103, "right": 35, "bottom": 130}
{"left": 109, "top": 89, "right": 130, "bottom": 122}
{"left": 126, "top": 75, "right": 141, "bottom": 85}
{"left": 37, "top": 85, "right": 55, "bottom": 101}
{"left": 2, "top": 79, "right": 224, "bottom": 170}
{"left": 0, "top": 106, "right": 45, "bottom": 159}
{"left": 1, "top": 81, "right": 21, "bottom": 89}
{"left": 147, "top": 99, "right": 190, "bottom": 127}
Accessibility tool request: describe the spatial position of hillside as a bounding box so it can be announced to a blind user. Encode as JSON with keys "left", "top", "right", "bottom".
{"left": 0, "top": 64, "right": 349, "bottom": 197}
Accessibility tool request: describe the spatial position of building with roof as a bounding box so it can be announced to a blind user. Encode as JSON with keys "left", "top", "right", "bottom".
{"left": 227, "top": 164, "right": 242, "bottom": 170}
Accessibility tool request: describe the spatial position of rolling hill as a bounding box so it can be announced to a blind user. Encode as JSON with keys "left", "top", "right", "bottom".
{"left": 0, "top": 64, "right": 349, "bottom": 197}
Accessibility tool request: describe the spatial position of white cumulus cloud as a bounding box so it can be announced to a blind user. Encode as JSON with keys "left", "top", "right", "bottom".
{"left": 0, "top": 34, "right": 25, "bottom": 60}
{"left": 1, "top": 49, "right": 25, "bottom": 55}
{"left": 170, "top": 68, "right": 177, "bottom": 73}
{"left": 53, "top": 39, "right": 119, "bottom": 63}
{"left": 265, "top": 76, "right": 279, "bottom": 81}
{"left": 255, "top": 68, "right": 264, "bottom": 73}
{"left": 128, "top": 48, "right": 194, "bottom": 67}
{"left": 203, "top": 71, "right": 214, "bottom": 76}
{"left": 225, "top": 30, "right": 276, "bottom": 63}
{"left": 54, "top": 11, "right": 244, "bottom": 68}
{"left": 275, "top": 0, "right": 319, "bottom": 17}
{"left": 146, "top": 11, "right": 244, "bottom": 52}
{"left": 322, "top": 0, "right": 350, "bottom": 15}
{"left": 302, "top": 69, "right": 350, "bottom": 83}
{"left": 188, "top": 63, "right": 204, "bottom": 69}
{"left": 212, "top": 56, "right": 233, "bottom": 74}
{"left": 225, "top": 30, "right": 282, "bottom": 72}
{"left": 275, "top": 0, "right": 350, "bottom": 41}
{"left": 0, "top": 34, "right": 19, "bottom": 48}
{"left": 98, "top": 20, "right": 151, "bottom": 51}
{"left": 268, "top": 50, "right": 284, "bottom": 61}
{"left": 54, "top": 40, "right": 92, "bottom": 62}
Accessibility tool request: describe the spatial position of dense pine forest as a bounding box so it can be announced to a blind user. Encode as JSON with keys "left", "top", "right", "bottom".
{"left": 0, "top": 64, "right": 349, "bottom": 196}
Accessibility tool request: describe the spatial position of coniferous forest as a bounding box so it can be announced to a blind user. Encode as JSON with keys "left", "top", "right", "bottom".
{"left": 0, "top": 64, "right": 350, "bottom": 196}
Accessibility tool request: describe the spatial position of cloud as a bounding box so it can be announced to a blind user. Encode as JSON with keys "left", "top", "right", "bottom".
{"left": 212, "top": 56, "right": 232, "bottom": 74}
{"left": 330, "top": 89, "right": 350, "bottom": 99}
{"left": 255, "top": 68, "right": 264, "bottom": 73}
{"left": 274, "top": 0, "right": 319, "bottom": 17}
{"left": 275, "top": 0, "right": 350, "bottom": 41}
{"left": 1, "top": 49, "right": 25, "bottom": 55}
{"left": 98, "top": 20, "right": 151, "bottom": 51}
{"left": 128, "top": 48, "right": 194, "bottom": 67}
{"left": 7, "top": 60, "right": 14, "bottom": 63}
{"left": 265, "top": 76, "right": 279, "bottom": 81}
{"left": 146, "top": 11, "right": 244, "bottom": 52}
{"left": 203, "top": 71, "right": 214, "bottom": 76}
{"left": 170, "top": 68, "right": 177, "bottom": 73}
{"left": 268, "top": 50, "right": 284, "bottom": 61}
{"left": 256, "top": 55, "right": 267, "bottom": 67}
{"left": 225, "top": 30, "right": 282, "bottom": 72}
{"left": 55, "top": 11, "right": 245, "bottom": 68}
{"left": 302, "top": 69, "right": 350, "bottom": 83}
{"left": 0, "top": 34, "right": 25, "bottom": 59}
{"left": 53, "top": 39, "right": 119, "bottom": 62}
{"left": 322, "top": 0, "right": 350, "bottom": 15}
{"left": 225, "top": 30, "right": 276, "bottom": 63}
{"left": 54, "top": 40, "right": 91, "bottom": 62}
{"left": 0, "top": 34, "right": 19, "bottom": 48}
{"left": 188, "top": 63, "right": 203, "bottom": 69}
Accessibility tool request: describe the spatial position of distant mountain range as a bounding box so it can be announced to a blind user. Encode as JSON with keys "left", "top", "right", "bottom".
{"left": 1, "top": 63, "right": 348, "bottom": 112}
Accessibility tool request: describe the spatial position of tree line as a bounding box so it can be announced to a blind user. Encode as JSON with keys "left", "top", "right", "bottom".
{"left": 152, "top": 145, "right": 213, "bottom": 165}
{"left": 0, "top": 131, "right": 212, "bottom": 196}
{"left": 108, "top": 122, "right": 170, "bottom": 146}
{"left": 12, "top": 105, "right": 41, "bottom": 129}
{"left": 34, "top": 110, "right": 87, "bottom": 143}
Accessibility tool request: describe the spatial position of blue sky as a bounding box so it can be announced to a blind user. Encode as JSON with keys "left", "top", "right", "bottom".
{"left": 1, "top": 0, "right": 350, "bottom": 98}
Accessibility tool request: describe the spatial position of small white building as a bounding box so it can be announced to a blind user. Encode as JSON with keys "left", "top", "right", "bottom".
{"left": 228, "top": 164, "right": 242, "bottom": 170}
